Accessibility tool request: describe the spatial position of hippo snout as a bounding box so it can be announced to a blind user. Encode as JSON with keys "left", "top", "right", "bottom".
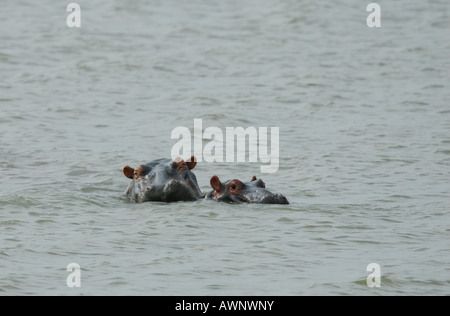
{"left": 261, "top": 194, "right": 289, "bottom": 205}
{"left": 162, "top": 179, "right": 200, "bottom": 201}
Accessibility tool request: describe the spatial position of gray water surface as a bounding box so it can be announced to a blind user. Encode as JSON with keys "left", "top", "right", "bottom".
{"left": 0, "top": 0, "right": 449, "bottom": 295}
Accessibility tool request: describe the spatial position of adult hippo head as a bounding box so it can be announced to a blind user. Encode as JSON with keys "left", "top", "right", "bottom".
{"left": 206, "top": 175, "right": 289, "bottom": 204}
{"left": 123, "top": 156, "right": 203, "bottom": 203}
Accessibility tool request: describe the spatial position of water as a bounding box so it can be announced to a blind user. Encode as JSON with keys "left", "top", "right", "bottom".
{"left": 0, "top": 0, "right": 449, "bottom": 296}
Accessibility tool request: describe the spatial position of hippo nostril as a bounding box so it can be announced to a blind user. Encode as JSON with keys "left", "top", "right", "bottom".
{"left": 146, "top": 187, "right": 151, "bottom": 191}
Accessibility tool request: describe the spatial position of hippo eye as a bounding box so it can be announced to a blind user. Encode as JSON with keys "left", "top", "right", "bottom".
{"left": 231, "top": 184, "right": 237, "bottom": 190}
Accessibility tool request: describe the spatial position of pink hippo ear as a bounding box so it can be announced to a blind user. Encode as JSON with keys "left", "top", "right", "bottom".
{"left": 186, "top": 156, "right": 197, "bottom": 170}
{"left": 123, "top": 166, "right": 134, "bottom": 179}
{"left": 173, "top": 157, "right": 189, "bottom": 172}
{"left": 210, "top": 175, "right": 222, "bottom": 193}
{"left": 251, "top": 175, "right": 257, "bottom": 181}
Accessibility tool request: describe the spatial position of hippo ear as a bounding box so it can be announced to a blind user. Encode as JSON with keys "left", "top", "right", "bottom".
{"left": 255, "top": 178, "right": 266, "bottom": 188}
{"left": 173, "top": 157, "right": 188, "bottom": 171}
{"left": 172, "top": 157, "right": 182, "bottom": 168}
{"left": 123, "top": 166, "right": 134, "bottom": 179}
{"left": 258, "top": 179, "right": 266, "bottom": 188}
{"left": 210, "top": 175, "right": 222, "bottom": 192}
{"left": 251, "top": 175, "right": 265, "bottom": 188}
{"left": 186, "top": 156, "right": 197, "bottom": 170}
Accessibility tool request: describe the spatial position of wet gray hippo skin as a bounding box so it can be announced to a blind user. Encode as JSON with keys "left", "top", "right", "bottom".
{"left": 206, "top": 175, "right": 289, "bottom": 204}
{"left": 123, "top": 156, "right": 203, "bottom": 203}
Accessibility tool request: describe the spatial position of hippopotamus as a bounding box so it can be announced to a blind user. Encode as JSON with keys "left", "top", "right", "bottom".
{"left": 206, "top": 175, "right": 289, "bottom": 204}
{"left": 123, "top": 156, "right": 203, "bottom": 203}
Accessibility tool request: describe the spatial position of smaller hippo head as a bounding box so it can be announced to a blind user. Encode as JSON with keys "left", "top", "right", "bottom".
{"left": 123, "top": 156, "right": 203, "bottom": 203}
{"left": 206, "top": 175, "right": 289, "bottom": 204}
